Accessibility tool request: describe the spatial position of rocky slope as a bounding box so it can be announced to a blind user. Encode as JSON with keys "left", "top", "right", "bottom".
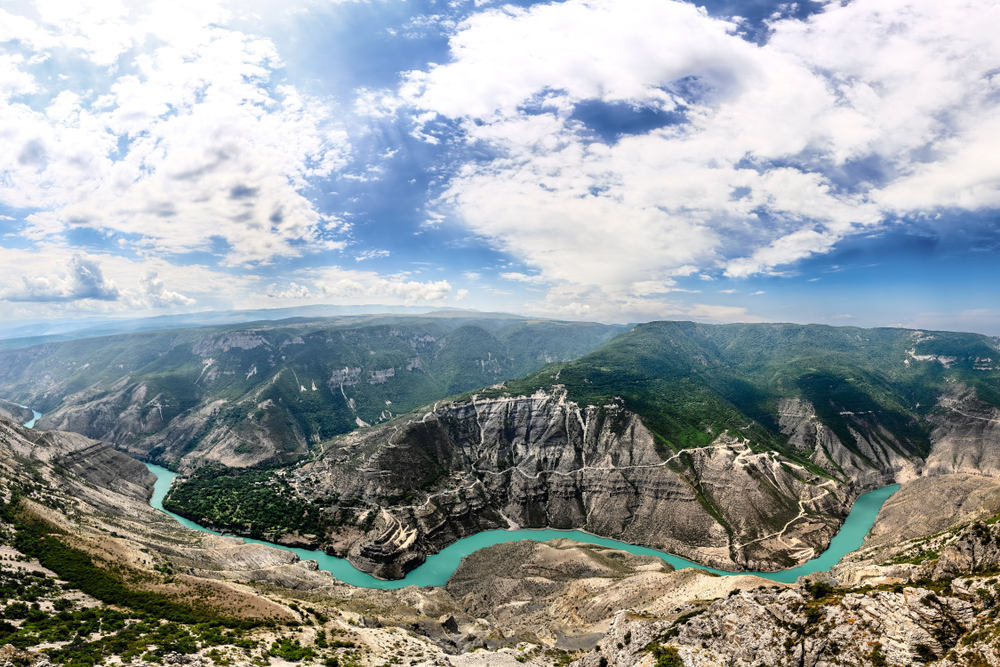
{"left": 0, "top": 399, "right": 31, "bottom": 424}
{"left": 9, "top": 410, "right": 1000, "bottom": 666}
{"left": 574, "top": 513, "right": 1000, "bottom": 667}
{"left": 165, "top": 384, "right": 915, "bottom": 579}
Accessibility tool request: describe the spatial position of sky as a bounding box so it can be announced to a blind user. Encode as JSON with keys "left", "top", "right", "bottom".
{"left": 2, "top": 0, "right": 1000, "bottom": 334}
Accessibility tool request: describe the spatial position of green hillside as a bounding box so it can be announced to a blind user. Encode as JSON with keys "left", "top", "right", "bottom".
{"left": 0, "top": 313, "right": 625, "bottom": 465}
{"left": 488, "top": 321, "right": 1000, "bottom": 463}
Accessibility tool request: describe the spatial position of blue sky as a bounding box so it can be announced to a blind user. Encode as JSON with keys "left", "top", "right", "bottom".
{"left": 1, "top": 0, "right": 1000, "bottom": 334}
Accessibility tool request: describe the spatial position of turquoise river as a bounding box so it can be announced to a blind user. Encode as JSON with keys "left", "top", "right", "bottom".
{"left": 145, "top": 463, "right": 898, "bottom": 589}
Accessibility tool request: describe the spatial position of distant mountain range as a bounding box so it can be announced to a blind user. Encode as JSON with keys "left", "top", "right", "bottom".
{"left": 0, "top": 304, "right": 494, "bottom": 350}
{"left": 0, "top": 312, "right": 625, "bottom": 469}
{"left": 160, "top": 321, "right": 1000, "bottom": 577}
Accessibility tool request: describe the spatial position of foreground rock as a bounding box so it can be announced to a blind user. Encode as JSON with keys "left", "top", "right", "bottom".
{"left": 581, "top": 582, "right": 993, "bottom": 667}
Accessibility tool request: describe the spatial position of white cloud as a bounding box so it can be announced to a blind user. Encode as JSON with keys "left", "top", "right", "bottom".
{"left": 0, "top": 247, "right": 252, "bottom": 316}
{"left": 399, "top": 0, "right": 742, "bottom": 119}
{"left": 0, "top": 0, "right": 351, "bottom": 266}
{"left": 133, "top": 272, "right": 196, "bottom": 308}
{"left": 355, "top": 249, "right": 390, "bottom": 261}
{"left": 383, "top": 279, "right": 451, "bottom": 302}
{"left": 267, "top": 282, "right": 312, "bottom": 299}
{"left": 500, "top": 271, "right": 546, "bottom": 284}
{"left": 686, "top": 304, "right": 764, "bottom": 323}
{"left": 354, "top": 87, "right": 405, "bottom": 119}
{"left": 396, "top": 0, "right": 1000, "bottom": 317}
{"left": 628, "top": 280, "right": 677, "bottom": 296}
{"left": 0, "top": 253, "right": 120, "bottom": 303}
{"left": 455, "top": 288, "right": 469, "bottom": 300}
{"left": 252, "top": 266, "right": 458, "bottom": 305}
{"left": 319, "top": 278, "right": 452, "bottom": 303}
{"left": 0, "top": 54, "right": 39, "bottom": 100}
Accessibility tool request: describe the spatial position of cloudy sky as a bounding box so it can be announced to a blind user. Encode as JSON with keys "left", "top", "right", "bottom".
{"left": 1, "top": 0, "right": 1000, "bottom": 333}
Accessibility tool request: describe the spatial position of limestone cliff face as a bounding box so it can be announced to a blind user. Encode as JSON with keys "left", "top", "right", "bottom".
{"left": 296, "top": 389, "right": 919, "bottom": 578}
{"left": 924, "top": 384, "right": 1000, "bottom": 477}
{"left": 37, "top": 376, "right": 310, "bottom": 471}
{"left": 0, "top": 399, "right": 32, "bottom": 425}
{"left": 777, "top": 396, "right": 918, "bottom": 485}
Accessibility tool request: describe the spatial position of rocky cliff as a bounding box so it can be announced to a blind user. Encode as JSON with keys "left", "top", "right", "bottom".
{"left": 0, "top": 399, "right": 32, "bottom": 424}
{"left": 241, "top": 384, "right": 915, "bottom": 579}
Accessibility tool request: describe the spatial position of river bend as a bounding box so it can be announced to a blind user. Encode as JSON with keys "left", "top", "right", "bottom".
{"left": 145, "top": 463, "right": 897, "bottom": 589}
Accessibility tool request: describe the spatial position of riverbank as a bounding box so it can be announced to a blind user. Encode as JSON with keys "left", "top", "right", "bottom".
{"left": 145, "top": 463, "right": 898, "bottom": 588}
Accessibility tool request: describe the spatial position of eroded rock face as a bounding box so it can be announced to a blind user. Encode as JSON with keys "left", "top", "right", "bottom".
{"left": 778, "top": 397, "right": 917, "bottom": 486}
{"left": 291, "top": 389, "right": 919, "bottom": 578}
{"left": 0, "top": 418, "right": 155, "bottom": 507}
{"left": 38, "top": 377, "right": 311, "bottom": 471}
{"left": 0, "top": 399, "right": 32, "bottom": 425}
{"left": 925, "top": 385, "right": 1000, "bottom": 477}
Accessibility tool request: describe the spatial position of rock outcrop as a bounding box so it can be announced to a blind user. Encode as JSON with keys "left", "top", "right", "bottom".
{"left": 285, "top": 387, "right": 917, "bottom": 578}
{"left": 585, "top": 583, "right": 988, "bottom": 667}
{"left": 0, "top": 399, "right": 32, "bottom": 425}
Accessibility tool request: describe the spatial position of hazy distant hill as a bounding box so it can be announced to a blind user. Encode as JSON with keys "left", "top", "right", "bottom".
{"left": 0, "top": 313, "right": 625, "bottom": 469}
{"left": 0, "top": 304, "right": 468, "bottom": 350}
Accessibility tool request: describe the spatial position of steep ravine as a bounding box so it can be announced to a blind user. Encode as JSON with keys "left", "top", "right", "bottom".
{"left": 176, "top": 387, "right": 921, "bottom": 580}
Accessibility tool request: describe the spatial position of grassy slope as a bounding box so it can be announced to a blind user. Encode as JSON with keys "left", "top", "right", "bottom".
{"left": 490, "top": 321, "right": 1000, "bottom": 461}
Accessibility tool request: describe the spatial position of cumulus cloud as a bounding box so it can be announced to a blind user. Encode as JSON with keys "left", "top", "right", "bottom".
{"left": 267, "top": 282, "right": 312, "bottom": 299}
{"left": 397, "top": 0, "right": 1000, "bottom": 317}
{"left": 500, "top": 272, "right": 546, "bottom": 284}
{"left": 371, "top": 279, "right": 452, "bottom": 303}
{"left": 135, "top": 272, "right": 196, "bottom": 308}
{"left": 0, "top": 0, "right": 351, "bottom": 266}
{"left": 253, "top": 266, "right": 454, "bottom": 306}
{"left": 0, "top": 246, "right": 257, "bottom": 317}
{"left": 315, "top": 277, "right": 452, "bottom": 303}
{"left": 0, "top": 254, "right": 120, "bottom": 302}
